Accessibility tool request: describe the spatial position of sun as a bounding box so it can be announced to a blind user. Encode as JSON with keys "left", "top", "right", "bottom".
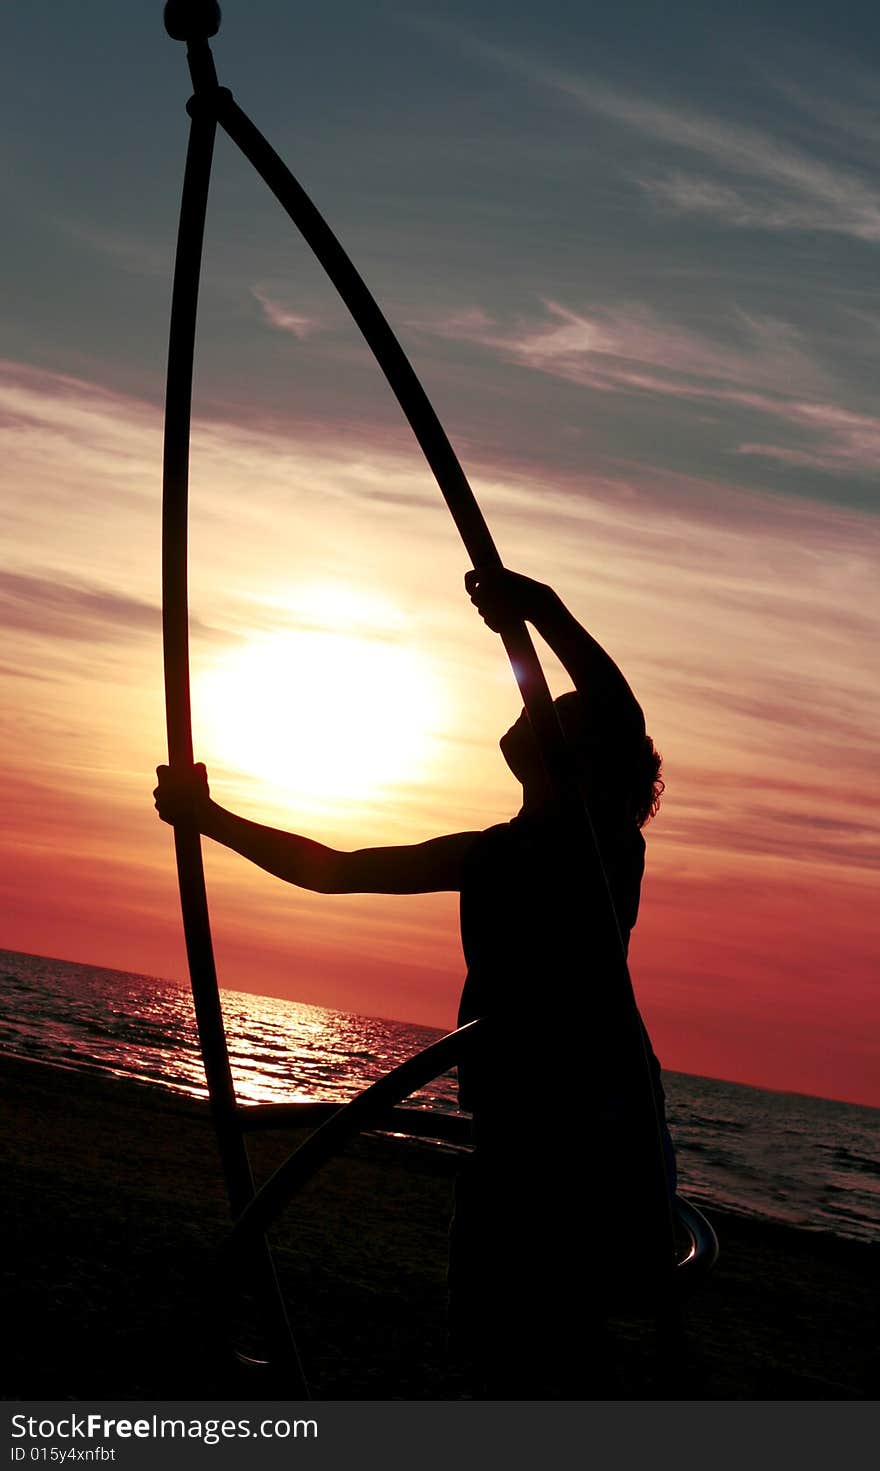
{"left": 193, "top": 589, "right": 446, "bottom": 815}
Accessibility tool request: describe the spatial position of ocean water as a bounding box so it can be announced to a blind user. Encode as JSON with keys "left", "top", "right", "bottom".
{"left": 1, "top": 948, "right": 877, "bottom": 1246}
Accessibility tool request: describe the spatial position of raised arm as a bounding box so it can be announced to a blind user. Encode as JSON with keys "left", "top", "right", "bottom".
{"left": 465, "top": 569, "right": 644, "bottom": 729}
{"left": 154, "top": 765, "right": 477, "bottom": 893}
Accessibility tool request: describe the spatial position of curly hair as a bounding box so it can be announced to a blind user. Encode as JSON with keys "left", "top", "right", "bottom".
{"left": 553, "top": 692, "right": 664, "bottom": 828}
{"left": 633, "top": 735, "right": 664, "bottom": 829}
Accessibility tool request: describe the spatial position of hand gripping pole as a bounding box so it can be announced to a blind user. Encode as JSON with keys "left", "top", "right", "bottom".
{"left": 162, "top": 12, "right": 307, "bottom": 1397}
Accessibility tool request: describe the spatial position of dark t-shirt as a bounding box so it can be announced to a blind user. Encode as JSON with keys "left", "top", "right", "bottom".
{"left": 448, "top": 809, "right": 675, "bottom": 1377}
{"left": 456, "top": 810, "right": 666, "bottom": 1143}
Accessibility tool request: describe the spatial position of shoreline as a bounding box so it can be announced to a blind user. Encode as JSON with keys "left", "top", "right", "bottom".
{"left": 4, "top": 1046, "right": 874, "bottom": 1248}
{"left": 0, "top": 1047, "right": 868, "bottom": 1251}
{"left": 3, "top": 1052, "right": 877, "bottom": 1399}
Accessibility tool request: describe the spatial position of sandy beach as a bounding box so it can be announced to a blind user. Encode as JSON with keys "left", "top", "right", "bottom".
{"left": 2, "top": 1053, "right": 876, "bottom": 1400}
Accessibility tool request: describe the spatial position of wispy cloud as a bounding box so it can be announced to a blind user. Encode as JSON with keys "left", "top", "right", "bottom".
{"left": 414, "top": 297, "right": 824, "bottom": 390}
{"left": 759, "top": 57, "right": 880, "bottom": 163}
{"left": 462, "top": 35, "right": 880, "bottom": 243}
{"left": 0, "top": 569, "right": 159, "bottom": 643}
{"left": 0, "top": 661, "right": 54, "bottom": 682}
{"left": 551, "top": 71, "right": 880, "bottom": 242}
{"left": 506, "top": 300, "right": 824, "bottom": 395}
{"left": 663, "top": 797, "right": 880, "bottom": 874}
{"left": 640, "top": 169, "right": 880, "bottom": 240}
{"left": 0, "top": 569, "right": 228, "bottom": 647}
{"left": 609, "top": 95, "right": 880, "bottom": 242}
{"left": 251, "top": 286, "right": 323, "bottom": 339}
{"left": 0, "top": 358, "right": 159, "bottom": 513}
{"left": 56, "top": 221, "right": 172, "bottom": 278}
{"left": 413, "top": 297, "right": 880, "bottom": 478}
{"left": 735, "top": 401, "right": 880, "bottom": 475}
{"left": 405, "top": 306, "right": 497, "bottom": 340}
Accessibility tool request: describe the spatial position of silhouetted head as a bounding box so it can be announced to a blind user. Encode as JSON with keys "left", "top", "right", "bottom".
{"left": 500, "top": 691, "right": 664, "bottom": 827}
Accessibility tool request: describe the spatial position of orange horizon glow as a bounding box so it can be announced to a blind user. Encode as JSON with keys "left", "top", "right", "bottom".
{"left": 1, "top": 363, "right": 878, "bottom": 1109}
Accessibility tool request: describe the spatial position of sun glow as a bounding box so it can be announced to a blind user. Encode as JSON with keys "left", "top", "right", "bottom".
{"left": 194, "top": 592, "right": 447, "bottom": 814}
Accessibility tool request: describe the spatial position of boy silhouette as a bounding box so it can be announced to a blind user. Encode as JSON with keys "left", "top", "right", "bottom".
{"left": 155, "top": 567, "right": 672, "bottom": 1395}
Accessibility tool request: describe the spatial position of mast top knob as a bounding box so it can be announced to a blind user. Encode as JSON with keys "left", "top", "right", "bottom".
{"left": 163, "top": 1, "right": 222, "bottom": 42}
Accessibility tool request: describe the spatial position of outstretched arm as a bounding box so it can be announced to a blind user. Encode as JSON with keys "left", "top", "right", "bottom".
{"left": 465, "top": 569, "right": 644, "bottom": 728}
{"left": 154, "top": 765, "right": 476, "bottom": 893}
{"left": 204, "top": 804, "right": 477, "bottom": 893}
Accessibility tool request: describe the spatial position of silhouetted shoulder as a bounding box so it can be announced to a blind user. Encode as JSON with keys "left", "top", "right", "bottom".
{"left": 338, "top": 830, "right": 481, "bottom": 894}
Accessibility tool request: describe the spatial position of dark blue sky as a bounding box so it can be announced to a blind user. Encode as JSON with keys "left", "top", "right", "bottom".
{"left": 4, "top": 1, "right": 880, "bottom": 510}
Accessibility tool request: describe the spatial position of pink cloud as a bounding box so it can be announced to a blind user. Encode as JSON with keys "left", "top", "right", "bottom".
{"left": 251, "top": 285, "right": 323, "bottom": 339}
{"left": 414, "top": 298, "right": 880, "bottom": 476}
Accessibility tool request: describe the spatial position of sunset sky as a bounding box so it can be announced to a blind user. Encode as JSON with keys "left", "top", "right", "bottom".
{"left": 2, "top": 1, "right": 877, "bottom": 1106}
